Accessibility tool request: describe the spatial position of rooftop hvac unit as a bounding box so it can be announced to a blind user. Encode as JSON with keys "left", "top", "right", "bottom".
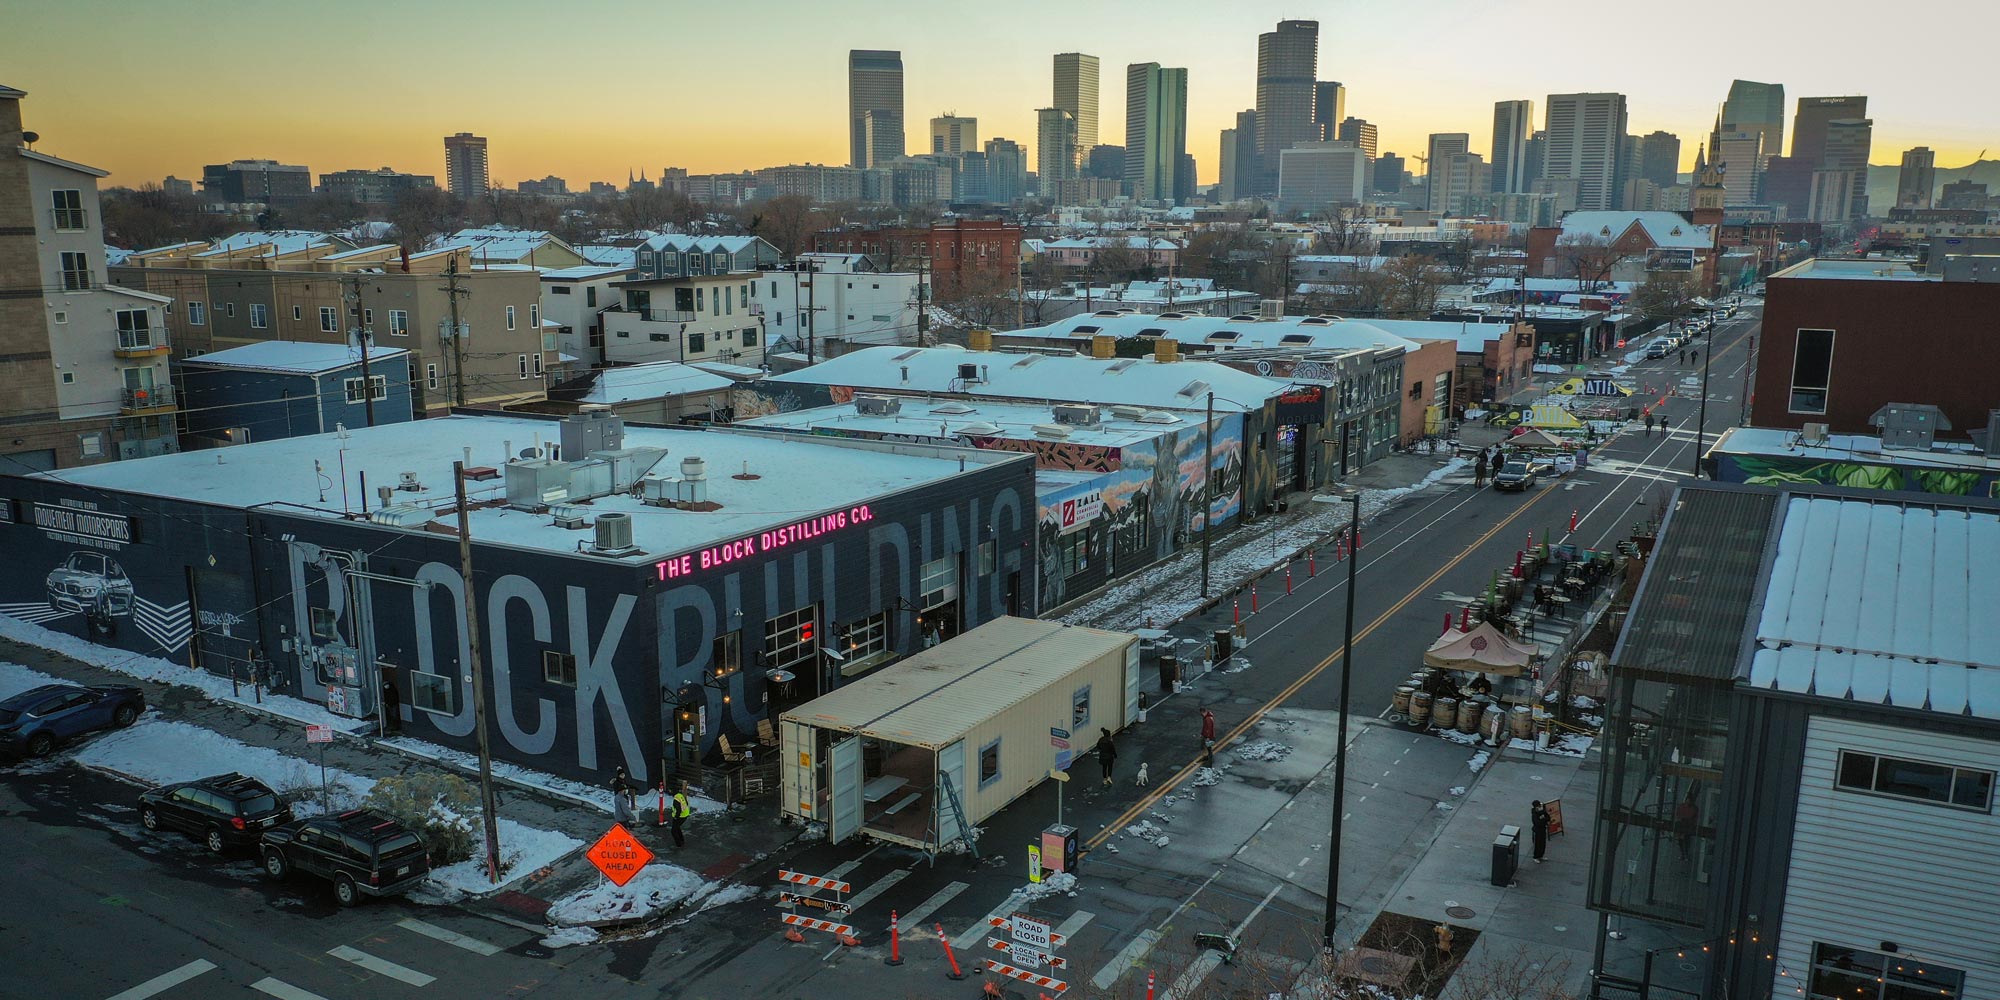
{"left": 369, "top": 504, "right": 434, "bottom": 527}
{"left": 590, "top": 512, "right": 638, "bottom": 555}
{"left": 561, "top": 406, "right": 625, "bottom": 459}
{"left": 1801, "top": 422, "right": 1830, "bottom": 445}
{"left": 1871, "top": 403, "right": 1950, "bottom": 451}
{"left": 1032, "top": 423, "right": 1073, "bottom": 439}
{"left": 505, "top": 458, "right": 570, "bottom": 509}
{"left": 396, "top": 471, "right": 423, "bottom": 492}
{"left": 957, "top": 363, "right": 982, "bottom": 383}
{"left": 566, "top": 458, "right": 613, "bottom": 500}
{"left": 854, "top": 394, "right": 902, "bottom": 415}
{"left": 1259, "top": 299, "right": 1284, "bottom": 319}
{"left": 1052, "top": 403, "right": 1102, "bottom": 426}
{"left": 551, "top": 504, "right": 590, "bottom": 529}
{"left": 1108, "top": 404, "right": 1147, "bottom": 420}
{"left": 586, "top": 447, "right": 668, "bottom": 493}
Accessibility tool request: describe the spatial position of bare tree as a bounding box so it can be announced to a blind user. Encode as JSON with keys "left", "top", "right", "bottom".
{"left": 1633, "top": 271, "right": 1700, "bottom": 331}
{"left": 386, "top": 187, "right": 466, "bottom": 252}
{"left": 932, "top": 264, "right": 1018, "bottom": 331}
{"left": 739, "top": 194, "right": 829, "bottom": 260}
{"left": 100, "top": 184, "right": 234, "bottom": 249}
{"left": 1367, "top": 254, "right": 1450, "bottom": 318}
{"left": 1089, "top": 241, "right": 1149, "bottom": 284}
{"left": 1555, "top": 233, "right": 1628, "bottom": 294}
{"left": 1315, "top": 205, "right": 1379, "bottom": 256}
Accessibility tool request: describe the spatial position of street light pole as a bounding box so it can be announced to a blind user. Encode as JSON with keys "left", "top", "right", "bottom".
{"left": 1323, "top": 490, "right": 1359, "bottom": 951}
{"left": 1200, "top": 391, "right": 1216, "bottom": 598}
{"left": 454, "top": 462, "right": 503, "bottom": 883}
{"left": 1691, "top": 323, "right": 1714, "bottom": 477}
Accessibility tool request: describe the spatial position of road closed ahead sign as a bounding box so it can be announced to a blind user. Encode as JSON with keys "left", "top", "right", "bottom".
{"left": 587, "top": 823, "right": 655, "bottom": 887}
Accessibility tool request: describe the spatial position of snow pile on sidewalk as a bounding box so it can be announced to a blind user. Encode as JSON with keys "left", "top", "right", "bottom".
{"left": 1236, "top": 740, "right": 1294, "bottom": 762}
{"left": 1122, "top": 819, "right": 1170, "bottom": 847}
{"left": 0, "top": 616, "right": 363, "bottom": 733}
{"left": 74, "top": 718, "right": 375, "bottom": 809}
{"left": 383, "top": 736, "right": 726, "bottom": 814}
{"left": 1007, "top": 871, "right": 1079, "bottom": 904}
{"left": 0, "top": 662, "right": 65, "bottom": 701}
{"left": 547, "top": 862, "right": 712, "bottom": 927}
{"left": 425, "top": 821, "right": 584, "bottom": 899}
{"left": 1054, "top": 458, "right": 1467, "bottom": 630}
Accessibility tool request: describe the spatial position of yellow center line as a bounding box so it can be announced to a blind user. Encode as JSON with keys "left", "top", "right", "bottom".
{"left": 1086, "top": 480, "right": 1562, "bottom": 850}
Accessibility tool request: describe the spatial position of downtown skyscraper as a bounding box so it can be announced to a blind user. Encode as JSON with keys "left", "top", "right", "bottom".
{"left": 848, "top": 50, "right": 905, "bottom": 168}
{"left": 1254, "top": 19, "right": 1318, "bottom": 195}
{"left": 1721, "top": 80, "right": 1786, "bottom": 167}
{"left": 1052, "top": 53, "right": 1099, "bottom": 169}
{"left": 1126, "top": 62, "right": 1188, "bottom": 203}
{"left": 1542, "top": 92, "right": 1628, "bottom": 211}
{"left": 443, "top": 132, "right": 489, "bottom": 198}
{"left": 1490, "top": 100, "right": 1533, "bottom": 194}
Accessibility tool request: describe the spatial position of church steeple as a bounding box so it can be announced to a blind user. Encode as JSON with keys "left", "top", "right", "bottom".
{"left": 1691, "top": 147, "right": 1726, "bottom": 224}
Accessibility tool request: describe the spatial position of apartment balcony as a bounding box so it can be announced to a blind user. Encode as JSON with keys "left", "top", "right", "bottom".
{"left": 119, "top": 385, "right": 176, "bottom": 415}
{"left": 113, "top": 328, "right": 172, "bottom": 359}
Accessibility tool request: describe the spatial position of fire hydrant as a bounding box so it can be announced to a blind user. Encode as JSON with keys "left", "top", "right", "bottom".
{"left": 1434, "top": 923, "right": 1455, "bottom": 959}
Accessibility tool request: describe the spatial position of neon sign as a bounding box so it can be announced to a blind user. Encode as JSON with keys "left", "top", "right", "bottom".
{"left": 657, "top": 505, "right": 875, "bottom": 580}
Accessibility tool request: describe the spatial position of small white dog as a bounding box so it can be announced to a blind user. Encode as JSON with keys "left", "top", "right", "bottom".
{"left": 1134, "top": 762, "right": 1151, "bottom": 786}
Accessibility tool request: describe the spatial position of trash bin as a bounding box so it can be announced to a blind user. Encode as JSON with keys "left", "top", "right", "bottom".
{"left": 1213, "top": 628, "right": 1233, "bottom": 659}
{"left": 1042, "top": 824, "right": 1079, "bottom": 874}
{"left": 1158, "top": 652, "right": 1180, "bottom": 692}
{"left": 1492, "top": 824, "right": 1521, "bottom": 886}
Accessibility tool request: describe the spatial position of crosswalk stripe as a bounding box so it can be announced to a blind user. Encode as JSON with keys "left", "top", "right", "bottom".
{"left": 1090, "top": 929, "right": 1159, "bottom": 991}
{"left": 841, "top": 867, "right": 909, "bottom": 915}
{"left": 251, "top": 978, "right": 332, "bottom": 1000}
{"left": 105, "top": 960, "right": 217, "bottom": 1000}
{"left": 327, "top": 946, "right": 435, "bottom": 987}
{"left": 397, "top": 918, "right": 502, "bottom": 956}
{"left": 954, "top": 898, "right": 1022, "bottom": 951}
{"left": 1055, "top": 910, "right": 1095, "bottom": 939}
{"left": 898, "top": 880, "right": 968, "bottom": 931}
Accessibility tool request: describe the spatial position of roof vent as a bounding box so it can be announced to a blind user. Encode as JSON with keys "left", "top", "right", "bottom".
{"left": 1177, "top": 379, "right": 1212, "bottom": 399}
{"left": 930, "top": 402, "right": 976, "bottom": 415}
{"left": 957, "top": 362, "right": 982, "bottom": 383}
{"left": 369, "top": 504, "right": 434, "bottom": 527}
{"left": 397, "top": 471, "right": 423, "bottom": 492}
{"left": 1032, "top": 423, "right": 1073, "bottom": 439}
{"left": 1052, "top": 403, "right": 1101, "bottom": 426}
{"left": 552, "top": 504, "right": 591, "bottom": 529}
{"left": 1138, "top": 411, "right": 1181, "bottom": 424}
{"left": 1108, "top": 405, "right": 1147, "bottom": 420}
{"left": 1800, "top": 422, "right": 1830, "bottom": 446}
{"left": 956, "top": 421, "right": 1002, "bottom": 436}
{"left": 854, "top": 393, "right": 901, "bottom": 415}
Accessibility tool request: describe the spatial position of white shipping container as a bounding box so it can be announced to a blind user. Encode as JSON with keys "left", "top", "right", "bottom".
{"left": 780, "top": 617, "right": 1141, "bottom": 855}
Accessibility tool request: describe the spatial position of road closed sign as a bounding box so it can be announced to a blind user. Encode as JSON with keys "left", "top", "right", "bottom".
{"left": 586, "top": 823, "right": 655, "bottom": 887}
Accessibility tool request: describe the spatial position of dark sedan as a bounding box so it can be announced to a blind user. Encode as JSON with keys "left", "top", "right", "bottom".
{"left": 1492, "top": 460, "right": 1539, "bottom": 492}
{"left": 0, "top": 683, "right": 144, "bottom": 758}
{"left": 139, "top": 773, "right": 294, "bottom": 853}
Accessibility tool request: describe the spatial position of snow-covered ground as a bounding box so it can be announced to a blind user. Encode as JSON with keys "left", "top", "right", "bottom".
{"left": 1057, "top": 458, "right": 1468, "bottom": 631}
{"left": 546, "top": 862, "right": 714, "bottom": 927}
{"left": 0, "top": 661, "right": 64, "bottom": 700}
{"left": 384, "top": 736, "right": 726, "bottom": 815}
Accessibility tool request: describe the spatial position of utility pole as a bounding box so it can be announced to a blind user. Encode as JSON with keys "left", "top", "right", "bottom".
{"left": 1692, "top": 319, "right": 1714, "bottom": 477}
{"left": 442, "top": 257, "right": 470, "bottom": 408}
{"left": 1324, "top": 490, "right": 1360, "bottom": 950}
{"left": 915, "top": 250, "right": 930, "bottom": 348}
{"left": 346, "top": 274, "right": 375, "bottom": 427}
{"left": 804, "top": 259, "right": 818, "bottom": 365}
{"left": 1199, "top": 391, "right": 1215, "bottom": 598}
{"left": 453, "top": 461, "right": 503, "bottom": 884}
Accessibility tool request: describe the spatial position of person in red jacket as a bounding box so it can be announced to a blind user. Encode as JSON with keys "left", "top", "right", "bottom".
{"left": 1200, "top": 707, "right": 1217, "bottom": 766}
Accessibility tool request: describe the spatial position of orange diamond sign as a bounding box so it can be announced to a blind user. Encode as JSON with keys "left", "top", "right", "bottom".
{"left": 586, "top": 823, "right": 654, "bottom": 887}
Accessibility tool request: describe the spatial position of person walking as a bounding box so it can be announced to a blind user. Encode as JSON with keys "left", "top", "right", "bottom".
{"left": 1474, "top": 451, "right": 1489, "bottom": 488}
{"left": 670, "top": 782, "right": 692, "bottom": 849}
{"left": 610, "top": 766, "right": 637, "bottom": 826}
{"left": 1644, "top": 413, "right": 1655, "bottom": 436}
{"left": 1679, "top": 349, "right": 1687, "bottom": 366}
{"left": 1674, "top": 790, "right": 1699, "bottom": 860}
{"left": 1095, "top": 728, "right": 1117, "bottom": 786}
{"left": 1690, "top": 348, "right": 1699, "bottom": 366}
{"left": 1200, "top": 708, "right": 1217, "bottom": 767}
{"left": 1530, "top": 800, "right": 1550, "bottom": 863}
{"left": 378, "top": 673, "right": 400, "bottom": 736}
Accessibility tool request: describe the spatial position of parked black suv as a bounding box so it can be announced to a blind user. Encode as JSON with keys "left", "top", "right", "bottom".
{"left": 260, "top": 809, "right": 430, "bottom": 906}
{"left": 139, "top": 773, "right": 293, "bottom": 853}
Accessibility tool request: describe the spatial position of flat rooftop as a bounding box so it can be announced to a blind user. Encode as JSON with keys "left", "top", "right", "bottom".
{"left": 1708, "top": 426, "right": 1994, "bottom": 472}
{"left": 36, "top": 415, "right": 1019, "bottom": 562}
{"left": 739, "top": 396, "right": 1187, "bottom": 450}
{"left": 1771, "top": 258, "right": 1941, "bottom": 282}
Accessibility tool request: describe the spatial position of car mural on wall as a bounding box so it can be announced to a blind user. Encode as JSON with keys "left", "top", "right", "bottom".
{"left": 46, "top": 551, "right": 136, "bottom": 628}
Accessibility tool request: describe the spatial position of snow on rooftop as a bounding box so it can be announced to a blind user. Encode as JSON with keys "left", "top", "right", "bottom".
{"left": 541, "top": 264, "right": 634, "bottom": 281}
{"left": 1558, "top": 211, "right": 1713, "bottom": 250}
{"left": 575, "top": 362, "right": 733, "bottom": 404}
{"left": 740, "top": 396, "right": 1179, "bottom": 449}
{"left": 765, "top": 346, "right": 1286, "bottom": 412}
{"left": 39, "top": 415, "right": 1015, "bottom": 562}
{"left": 182, "top": 340, "right": 408, "bottom": 374}
{"left": 1746, "top": 495, "right": 2000, "bottom": 719}
{"left": 576, "top": 245, "right": 639, "bottom": 267}
{"left": 196, "top": 230, "right": 336, "bottom": 257}
{"left": 1016, "top": 312, "right": 1430, "bottom": 354}
{"left": 1710, "top": 426, "right": 1994, "bottom": 470}
{"left": 1775, "top": 259, "right": 1941, "bottom": 282}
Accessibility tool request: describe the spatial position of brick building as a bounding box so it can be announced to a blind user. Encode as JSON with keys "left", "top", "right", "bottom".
{"left": 813, "top": 219, "right": 1020, "bottom": 293}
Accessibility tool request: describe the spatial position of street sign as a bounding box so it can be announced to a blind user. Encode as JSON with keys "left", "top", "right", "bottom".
{"left": 1054, "top": 749, "right": 1072, "bottom": 771}
{"left": 1050, "top": 727, "right": 1069, "bottom": 740}
{"left": 586, "top": 823, "right": 654, "bottom": 887}
{"left": 305, "top": 724, "right": 333, "bottom": 744}
{"left": 1047, "top": 769, "right": 1069, "bottom": 783}
{"left": 1012, "top": 914, "right": 1053, "bottom": 950}
{"left": 1028, "top": 844, "right": 1042, "bottom": 883}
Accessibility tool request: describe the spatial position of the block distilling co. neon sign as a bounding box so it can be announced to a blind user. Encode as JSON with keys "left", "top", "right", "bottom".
{"left": 657, "top": 504, "right": 875, "bottom": 580}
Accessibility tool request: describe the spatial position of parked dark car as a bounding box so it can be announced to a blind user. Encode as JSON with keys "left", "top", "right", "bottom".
{"left": 1492, "top": 460, "right": 1538, "bottom": 492}
{"left": 139, "top": 773, "right": 294, "bottom": 853}
{"left": 0, "top": 683, "right": 144, "bottom": 758}
{"left": 260, "top": 809, "right": 430, "bottom": 906}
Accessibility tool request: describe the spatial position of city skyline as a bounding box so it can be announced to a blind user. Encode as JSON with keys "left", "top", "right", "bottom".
{"left": 8, "top": 0, "right": 1995, "bottom": 190}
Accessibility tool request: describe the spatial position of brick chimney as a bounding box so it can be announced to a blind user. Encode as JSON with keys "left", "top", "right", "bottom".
{"left": 1154, "top": 338, "right": 1179, "bottom": 363}
{"left": 1092, "top": 334, "right": 1116, "bottom": 359}
{"left": 968, "top": 328, "right": 993, "bottom": 352}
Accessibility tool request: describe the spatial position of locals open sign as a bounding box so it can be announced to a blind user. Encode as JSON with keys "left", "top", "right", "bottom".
{"left": 586, "top": 822, "right": 655, "bottom": 887}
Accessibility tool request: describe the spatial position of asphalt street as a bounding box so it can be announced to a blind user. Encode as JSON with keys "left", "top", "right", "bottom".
{"left": 0, "top": 301, "right": 1759, "bottom": 1000}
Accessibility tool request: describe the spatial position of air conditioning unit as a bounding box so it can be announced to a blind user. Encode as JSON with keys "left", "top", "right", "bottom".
{"left": 590, "top": 512, "right": 638, "bottom": 555}
{"left": 551, "top": 504, "right": 590, "bottom": 529}
{"left": 396, "top": 471, "right": 423, "bottom": 492}
{"left": 1801, "top": 422, "right": 1830, "bottom": 445}
{"left": 369, "top": 504, "right": 434, "bottom": 528}
{"left": 854, "top": 393, "right": 902, "bottom": 416}
{"left": 1259, "top": 299, "right": 1284, "bottom": 319}
{"left": 957, "top": 363, "right": 982, "bottom": 383}
{"left": 1052, "top": 403, "right": 1102, "bottom": 426}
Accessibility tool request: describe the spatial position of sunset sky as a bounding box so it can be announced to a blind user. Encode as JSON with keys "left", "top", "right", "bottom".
{"left": 8, "top": 0, "right": 1995, "bottom": 190}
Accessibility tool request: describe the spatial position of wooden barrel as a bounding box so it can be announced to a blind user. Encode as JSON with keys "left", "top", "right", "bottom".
{"left": 1481, "top": 705, "right": 1506, "bottom": 744}
{"left": 1410, "top": 691, "right": 1433, "bottom": 728}
{"left": 1509, "top": 705, "right": 1534, "bottom": 740}
{"left": 1433, "top": 696, "right": 1458, "bottom": 731}
{"left": 1393, "top": 686, "right": 1415, "bottom": 715}
{"left": 1458, "top": 697, "right": 1485, "bottom": 734}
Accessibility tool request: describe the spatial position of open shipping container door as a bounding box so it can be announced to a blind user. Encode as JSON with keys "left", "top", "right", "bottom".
{"left": 828, "top": 736, "right": 863, "bottom": 845}
{"left": 781, "top": 719, "right": 818, "bottom": 823}
{"left": 935, "top": 740, "right": 965, "bottom": 847}
{"left": 1123, "top": 641, "right": 1143, "bottom": 724}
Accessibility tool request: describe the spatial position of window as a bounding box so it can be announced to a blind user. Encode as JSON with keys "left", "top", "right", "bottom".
{"left": 586, "top": 286, "right": 597, "bottom": 308}
{"left": 1806, "top": 943, "right": 1964, "bottom": 1000}
{"left": 363, "top": 308, "right": 373, "bottom": 327}
{"left": 843, "top": 612, "right": 891, "bottom": 660}
{"left": 517, "top": 354, "right": 529, "bottom": 379}
{"left": 310, "top": 607, "right": 339, "bottom": 640}
{"left": 1836, "top": 750, "right": 1993, "bottom": 810}
{"left": 225, "top": 302, "right": 236, "bottom": 318}
{"left": 186, "top": 301, "right": 205, "bottom": 325}
{"left": 919, "top": 555, "right": 957, "bottom": 609}
{"left": 741, "top": 328, "right": 755, "bottom": 344}
{"left": 249, "top": 303, "right": 268, "bottom": 329}
{"left": 532, "top": 352, "right": 543, "bottom": 377}
{"left": 739, "top": 285, "right": 748, "bottom": 308}
{"left": 59, "top": 251, "right": 90, "bottom": 291}
{"left": 319, "top": 306, "right": 339, "bottom": 333}
{"left": 410, "top": 670, "right": 456, "bottom": 715}
{"left": 389, "top": 310, "right": 409, "bottom": 336}
{"left": 1072, "top": 685, "right": 1092, "bottom": 728}
{"left": 530, "top": 304, "right": 539, "bottom": 327}
{"left": 115, "top": 309, "right": 152, "bottom": 349}
{"left": 1790, "top": 328, "right": 1834, "bottom": 414}
{"left": 979, "top": 737, "right": 1002, "bottom": 789}
{"left": 687, "top": 331, "right": 706, "bottom": 353}
{"left": 763, "top": 605, "right": 818, "bottom": 672}
{"left": 712, "top": 631, "right": 741, "bottom": 679}
{"left": 551, "top": 285, "right": 571, "bottom": 295}
{"left": 78, "top": 432, "right": 104, "bottom": 457}
{"left": 506, "top": 305, "right": 517, "bottom": 330}
{"left": 543, "top": 650, "right": 577, "bottom": 686}
{"left": 978, "top": 540, "right": 996, "bottom": 576}
{"left": 425, "top": 363, "right": 439, "bottom": 391}
{"left": 638, "top": 250, "right": 655, "bottom": 270}
{"left": 60, "top": 372, "right": 75, "bottom": 384}
{"left": 343, "top": 375, "right": 387, "bottom": 403}
{"left": 51, "top": 189, "right": 86, "bottom": 230}
{"left": 292, "top": 305, "right": 303, "bottom": 321}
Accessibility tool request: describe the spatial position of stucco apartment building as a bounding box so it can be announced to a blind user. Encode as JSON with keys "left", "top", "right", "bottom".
{"left": 112, "top": 244, "right": 553, "bottom": 416}
{"left": 2, "top": 83, "right": 177, "bottom": 473}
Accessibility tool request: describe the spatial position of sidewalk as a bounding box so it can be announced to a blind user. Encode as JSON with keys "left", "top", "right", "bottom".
{"left": 1345, "top": 741, "right": 1602, "bottom": 997}
{"left": 0, "top": 615, "right": 792, "bottom": 933}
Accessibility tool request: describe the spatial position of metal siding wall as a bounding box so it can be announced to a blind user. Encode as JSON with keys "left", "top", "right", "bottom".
{"left": 1776, "top": 714, "right": 2000, "bottom": 999}
{"left": 960, "top": 640, "right": 1131, "bottom": 826}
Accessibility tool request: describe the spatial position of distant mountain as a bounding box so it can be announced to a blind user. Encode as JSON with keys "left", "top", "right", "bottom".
{"left": 1867, "top": 158, "right": 2000, "bottom": 210}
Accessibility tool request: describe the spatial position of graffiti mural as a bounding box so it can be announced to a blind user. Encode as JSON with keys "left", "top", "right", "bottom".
{"left": 1715, "top": 454, "right": 2000, "bottom": 498}
{"left": 965, "top": 437, "right": 1123, "bottom": 472}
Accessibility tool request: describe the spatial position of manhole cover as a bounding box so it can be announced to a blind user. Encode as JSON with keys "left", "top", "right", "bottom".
{"left": 1358, "top": 955, "right": 1393, "bottom": 975}
{"left": 1446, "top": 905, "right": 1477, "bottom": 919}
